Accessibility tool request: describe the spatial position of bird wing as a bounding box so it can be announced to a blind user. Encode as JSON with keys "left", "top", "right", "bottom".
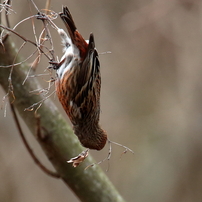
{"left": 73, "top": 34, "right": 101, "bottom": 121}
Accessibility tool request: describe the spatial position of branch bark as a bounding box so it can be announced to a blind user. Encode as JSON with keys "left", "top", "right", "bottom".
{"left": 0, "top": 36, "right": 126, "bottom": 202}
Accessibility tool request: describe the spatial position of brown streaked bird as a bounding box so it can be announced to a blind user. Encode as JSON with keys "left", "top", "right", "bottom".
{"left": 55, "top": 6, "right": 107, "bottom": 150}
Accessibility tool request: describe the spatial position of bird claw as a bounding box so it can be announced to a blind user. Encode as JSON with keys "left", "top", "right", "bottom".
{"left": 49, "top": 58, "right": 65, "bottom": 70}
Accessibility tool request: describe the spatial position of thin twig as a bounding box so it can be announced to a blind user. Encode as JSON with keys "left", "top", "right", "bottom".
{"left": 5, "top": 0, "right": 11, "bottom": 28}
{"left": 24, "top": 89, "right": 56, "bottom": 112}
{"left": 85, "top": 141, "right": 112, "bottom": 171}
{"left": 0, "top": 47, "right": 39, "bottom": 68}
{"left": 0, "top": 24, "right": 52, "bottom": 61}
{"left": 109, "top": 140, "right": 134, "bottom": 155}
{"left": 30, "top": 1, "right": 55, "bottom": 70}
{"left": 10, "top": 102, "right": 60, "bottom": 178}
{"left": 85, "top": 139, "right": 134, "bottom": 171}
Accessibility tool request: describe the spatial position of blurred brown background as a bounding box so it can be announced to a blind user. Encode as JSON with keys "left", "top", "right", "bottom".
{"left": 1, "top": 0, "right": 202, "bottom": 201}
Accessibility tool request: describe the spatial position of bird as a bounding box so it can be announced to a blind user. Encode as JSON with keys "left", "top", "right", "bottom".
{"left": 54, "top": 6, "right": 107, "bottom": 151}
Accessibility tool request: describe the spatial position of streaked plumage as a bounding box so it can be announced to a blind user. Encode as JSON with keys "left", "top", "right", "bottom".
{"left": 55, "top": 7, "right": 107, "bottom": 150}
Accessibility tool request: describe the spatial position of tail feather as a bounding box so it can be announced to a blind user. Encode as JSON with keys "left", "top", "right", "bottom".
{"left": 59, "top": 6, "right": 88, "bottom": 60}
{"left": 59, "top": 6, "right": 76, "bottom": 43}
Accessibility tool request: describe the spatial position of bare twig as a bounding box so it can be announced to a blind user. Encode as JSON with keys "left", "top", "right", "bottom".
{"left": 4, "top": 0, "right": 11, "bottom": 28}
{"left": 0, "top": 24, "right": 52, "bottom": 61}
{"left": 24, "top": 89, "right": 55, "bottom": 112}
{"left": 85, "top": 139, "right": 134, "bottom": 170}
{"left": 109, "top": 140, "right": 135, "bottom": 155}
{"left": 10, "top": 102, "right": 60, "bottom": 178}
{"left": 85, "top": 142, "right": 112, "bottom": 171}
